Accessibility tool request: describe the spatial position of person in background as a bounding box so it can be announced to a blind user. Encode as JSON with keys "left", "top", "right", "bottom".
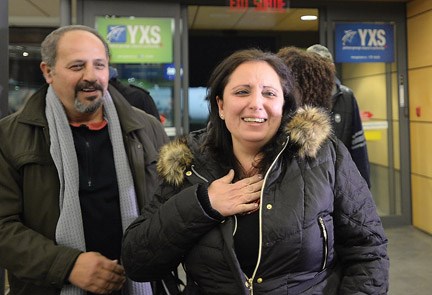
{"left": 277, "top": 46, "right": 335, "bottom": 110}
{"left": 277, "top": 46, "right": 368, "bottom": 186}
{"left": 109, "top": 66, "right": 162, "bottom": 123}
{"left": 121, "top": 48, "right": 389, "bottom": 294}
{"left": 0, "top": 25, "right": 169, "bottom": 295}
{"left": 306, "top": 44, "right": 371, "bottom": 188}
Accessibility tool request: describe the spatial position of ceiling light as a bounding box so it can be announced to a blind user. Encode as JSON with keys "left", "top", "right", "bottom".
{"left": 301, "top": 15, "right": 317, "bottom": 21}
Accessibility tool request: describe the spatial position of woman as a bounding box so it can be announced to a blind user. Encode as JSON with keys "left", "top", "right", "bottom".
{"left": 121, "top": 49, "right": 389, "bottom": 294}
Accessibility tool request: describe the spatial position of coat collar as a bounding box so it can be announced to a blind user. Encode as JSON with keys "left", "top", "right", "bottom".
{"left": 16, "top": 84, "right": 146, "bottom": 134}
{"left": 157, "top": 106, "right": 332, "bottom": 186}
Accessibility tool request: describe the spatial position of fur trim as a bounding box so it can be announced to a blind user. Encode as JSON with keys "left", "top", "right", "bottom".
{"left": 157, "top": 106, "right": 331, "bottom": 185}
{"left": 157, "top": 137, "right": 194, "bottom": 187}
{"left": 286, "top": 106, "right": 332, "bottom": 158}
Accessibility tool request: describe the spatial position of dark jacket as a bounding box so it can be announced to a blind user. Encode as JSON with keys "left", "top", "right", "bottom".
{"left": 331, "top": 79, "right": 371, "bottom": 187}
{"left": 122, "top": 107, "right": 389, "bottom": 294}
{"left": 0, "top": 84, "right": 169, "bottom": 295}
{"left": 109, "top": 78, "right": 161, "bottom": 122}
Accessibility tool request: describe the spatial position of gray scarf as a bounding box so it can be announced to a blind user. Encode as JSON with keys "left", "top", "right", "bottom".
{"left": 46, "top": 85, "right": 152, "bottom": 295}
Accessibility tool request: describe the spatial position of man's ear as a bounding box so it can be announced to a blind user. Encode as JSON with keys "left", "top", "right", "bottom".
{"left": 40, "top": 62, "right": 53, "bottom": 83}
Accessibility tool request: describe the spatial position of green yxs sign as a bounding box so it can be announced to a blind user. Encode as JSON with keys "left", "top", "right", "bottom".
{"left": 96, "top": 16, "right": 173, "bottom": 63}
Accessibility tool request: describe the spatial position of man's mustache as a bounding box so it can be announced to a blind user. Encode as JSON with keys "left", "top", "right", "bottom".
{"left": 75, "top": 82, "right": 104, "bottom": 93}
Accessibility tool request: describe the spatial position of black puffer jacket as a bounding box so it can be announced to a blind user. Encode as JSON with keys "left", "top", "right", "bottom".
{"left": 122, "top": 107, "right": 389, "bottom": 294}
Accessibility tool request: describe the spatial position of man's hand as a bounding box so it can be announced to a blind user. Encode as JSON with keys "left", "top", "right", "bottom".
{"left": 68, "top": 252, "right": 126, "bottom": 294}
{"left": 208, "top": 169, "right": 263, "bottom": 216}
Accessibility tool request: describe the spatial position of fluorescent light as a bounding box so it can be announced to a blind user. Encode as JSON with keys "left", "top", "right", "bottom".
{"left": 301, "top": 15, "right": 317, "bottom": 21}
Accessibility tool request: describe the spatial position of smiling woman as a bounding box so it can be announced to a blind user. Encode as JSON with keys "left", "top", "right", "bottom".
{"left": 216, "top": 60, "right": 285, "bottom": 158}
{"left": 121, "top": 48, "right": 389, "bottom": 294}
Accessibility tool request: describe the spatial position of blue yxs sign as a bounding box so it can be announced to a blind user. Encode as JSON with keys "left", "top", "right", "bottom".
{"left": 334, "top": 23, "right": 394, "bottom": 63}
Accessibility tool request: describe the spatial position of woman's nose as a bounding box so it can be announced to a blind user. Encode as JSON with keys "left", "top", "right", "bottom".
{"left": 249, "top": 92, "right": 264, "bottom": 109}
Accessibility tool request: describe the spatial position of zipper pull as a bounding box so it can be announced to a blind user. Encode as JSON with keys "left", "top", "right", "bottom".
{"left": 245, "top": 278, "right": 253, "bottom": 294}
{"left": 318, "top": 216, "right": 328, "bottom": 270}
{"left": 318, "top": 216, "right": 328, "bottom": 240}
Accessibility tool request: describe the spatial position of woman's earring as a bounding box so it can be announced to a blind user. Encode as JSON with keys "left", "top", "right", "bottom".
{"left": 219, "top": 113, "right": 224, "bottom": 120}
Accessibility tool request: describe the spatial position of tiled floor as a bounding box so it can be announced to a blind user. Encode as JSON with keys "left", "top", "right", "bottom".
{"left": 2, "top": 226, "right": 431, "bottom": 295}
{"left": 386, "top": 226, "right": 432, "bottom": 295}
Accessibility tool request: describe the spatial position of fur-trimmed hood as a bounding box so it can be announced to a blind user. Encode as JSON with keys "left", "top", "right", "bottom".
{"left": 157, "top": 106, "right": 332, "bottom": 186}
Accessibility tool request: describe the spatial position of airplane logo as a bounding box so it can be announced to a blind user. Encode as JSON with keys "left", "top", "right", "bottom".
{"left": 107, "top": 25, "right": 126, "bottom": 43}
{"left": 342, "top": 29, "right": 357, "bottom": 46}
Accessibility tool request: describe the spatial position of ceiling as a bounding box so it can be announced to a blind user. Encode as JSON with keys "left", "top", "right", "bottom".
{"left": 188, "top": 6, "right": 318, "bottom": 31}
{"left": 8, "top": 0, "right": 409, "bottom": 31}
{"left": 9, "top": 0, "right": 322, "bottom": 31}
{"left": 8, "top": 0, "right": 75, "bottom": 27}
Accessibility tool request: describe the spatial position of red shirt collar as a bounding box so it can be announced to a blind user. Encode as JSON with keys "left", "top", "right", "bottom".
{"left": 70, "top": 119, "right": 108, "bottom": 130}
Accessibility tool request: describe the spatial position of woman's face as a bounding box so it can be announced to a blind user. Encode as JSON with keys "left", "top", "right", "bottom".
{"left": 217, "top": 61, "right": 284, "bottom": 152}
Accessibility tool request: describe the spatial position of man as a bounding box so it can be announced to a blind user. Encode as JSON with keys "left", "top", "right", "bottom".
{"left": 108, "top": 66, "right": 162, "bottom": 122}
{"left": 0, "top": 25, "right": 169, "bottom": 295}
{"left": 307, "top": 44, "right": 371, "bottom": 188}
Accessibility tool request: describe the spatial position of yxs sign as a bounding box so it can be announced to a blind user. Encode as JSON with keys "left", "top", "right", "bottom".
{"left": 335, "top": 23, "right": 394, "bottom": 63}
{"left": 96, "top": 17, "right": 173, "bottom": 63}
{"left": 107, "top": 25, "right": 161, "bottom": 45}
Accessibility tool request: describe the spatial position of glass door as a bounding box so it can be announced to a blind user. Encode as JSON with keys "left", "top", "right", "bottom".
{"left": 78, "top": 0, "right": 187, "bottom": 138}
{"left": 340, "top": 58, "right": 402, "bottom": 217}
{"left": 322, "top": 3, "right": 410, "bottom": 227}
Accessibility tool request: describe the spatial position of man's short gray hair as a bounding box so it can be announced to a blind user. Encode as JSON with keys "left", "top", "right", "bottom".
{"left": 306, "top": 44, "right": 334, "bottom": 63}
{"left": 41, "top": 25, "right": 110, "bottom": 67}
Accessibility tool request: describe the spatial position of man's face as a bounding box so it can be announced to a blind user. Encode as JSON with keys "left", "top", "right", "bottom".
{"left": 41, "top": 30, "right": 109, "bottom": 118}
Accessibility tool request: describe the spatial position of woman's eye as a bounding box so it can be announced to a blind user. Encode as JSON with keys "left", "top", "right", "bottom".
{"left": 235, "top": 90, "right": 249, "bottom": 95}
{"left": 264, "top": 91, "right": 276, "bottom": 97}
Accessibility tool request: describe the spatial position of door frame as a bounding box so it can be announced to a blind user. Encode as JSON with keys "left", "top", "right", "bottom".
{"left": 77, "top": 0, "right": 189, "bottom": 137}
{"left": 318, "top": 2, "right": 411, "bottom": 227}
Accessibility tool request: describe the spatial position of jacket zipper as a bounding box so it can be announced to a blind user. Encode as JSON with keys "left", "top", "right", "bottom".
{"left": 245, "top": 277, "right": 254, "bottom": 294}
{"left": 318, "top": 216, "right": 328, "bottom": 270}
{"left": 190, "top": 137, "right": 288, "bottom": 295}
{"left": 190, "top": 165, "right": 252, "bottom": 292}
{"left": 247, "top": 136, "right": 290, "bottom": 294}
{"left": 190, "top": 165, "right": 209, "bottom": 183}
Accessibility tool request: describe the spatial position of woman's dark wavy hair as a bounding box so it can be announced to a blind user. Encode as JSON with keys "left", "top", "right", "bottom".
{"left": 203, "top": 48, "right": 298, "bottom": 176}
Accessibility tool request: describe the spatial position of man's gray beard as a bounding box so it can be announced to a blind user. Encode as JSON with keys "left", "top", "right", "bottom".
{"left": 74, "top": 97, "right": 103, "bottom": 114}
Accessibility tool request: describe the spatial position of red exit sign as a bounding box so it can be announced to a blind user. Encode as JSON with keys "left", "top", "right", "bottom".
{"left": 228, "top": 0, "right": 288, "bottom": 12}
